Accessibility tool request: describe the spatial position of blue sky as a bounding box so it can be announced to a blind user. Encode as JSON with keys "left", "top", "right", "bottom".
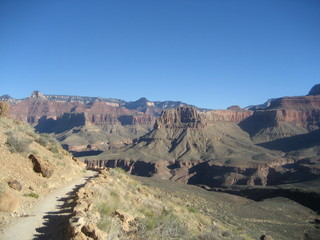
{"left": 0, "top": 0, "right": 319, "bottom": 109}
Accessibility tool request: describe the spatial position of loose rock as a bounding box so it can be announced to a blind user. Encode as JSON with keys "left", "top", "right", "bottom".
{"left": 8, "top": 180, "right": 22, "bottom": 191}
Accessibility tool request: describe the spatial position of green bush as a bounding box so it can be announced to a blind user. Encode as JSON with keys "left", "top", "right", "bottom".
{"left": 187, "top": 205, "right": 198, "bottom": 213}
{"left": 23, "top": 192, "right": 39, "bottom": 198}
{"left": 49, "top": 145, "right": 60, "bottom": 154}
{"left": 6, "top": 131, "right": 32, "bottom": 154}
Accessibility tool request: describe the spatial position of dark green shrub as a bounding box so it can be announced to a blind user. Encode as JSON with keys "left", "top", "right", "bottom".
{"left": 23, "top": 192, "right": 39, "bottom": 198}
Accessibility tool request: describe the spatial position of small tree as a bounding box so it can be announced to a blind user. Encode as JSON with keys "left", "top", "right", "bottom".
{"left": 0, "top": 101, "right": 10, "bottom": 117}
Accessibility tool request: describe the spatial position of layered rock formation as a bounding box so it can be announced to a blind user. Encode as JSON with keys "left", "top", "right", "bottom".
{"left": 3, "top": 91, "right": 254, "bottom": 153}
{"left": 4, "top": 86, "right": 320, "bottom": 188}
{"left": 85, "top": 106, "right": 292, "bottom": 187}
{"left": 240, "top": 85, "right": 320, "bottom": 143}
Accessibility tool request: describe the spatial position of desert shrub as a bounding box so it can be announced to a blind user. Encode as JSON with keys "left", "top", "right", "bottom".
{"left": 54, "top": 153, "right": 64, "bottom": 160}
{"left": 138, "top": 210, "right": 188, "bottom": 240}
{"left": 37, "top": 133, "right": 62, "bottom": 154}
{"left": 195, "top": 232, "right": 220, "bottom": 240}
{"left": 114, "top": 167, "right": 126, "bottom": 174}
{"left": 18, "top": 124, "right": 38, "bottom": 138}
{"left": 23, "top": 192, "right": 39, "bottom": 198}
{"left": 187, "top": 205, "right": 198, "bottom": 213}
{"left": 0, "top": 101, "right": 10, "bottom": 117}
{"left": 109, "top": 168, "right": 126, "bottom": 179}
{"left": 6, "top": 130, "right": 32, "bottom": 153}
{"left": 97, "top": 202, "right": 113, "bottom": 217}
{"left": 36, "top": 133, "right": 50, "bottom": 147}
{"left": 49, "top": 146, "right": 59, "bottom": 153}
{"left": 98, "top": 218, "right": 121, "bottom": 240}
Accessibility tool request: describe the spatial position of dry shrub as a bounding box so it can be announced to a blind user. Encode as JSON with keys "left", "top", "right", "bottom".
{"left": 0, "top": 101, "right": 10, "bottom": 117}
{"left": 5, "top": 130, "right": 32, "bottom": 154}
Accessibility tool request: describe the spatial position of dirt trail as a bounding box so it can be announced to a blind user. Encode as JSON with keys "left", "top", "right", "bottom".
{"left": 0, "top": 170, "right": 97, "bottom": 240}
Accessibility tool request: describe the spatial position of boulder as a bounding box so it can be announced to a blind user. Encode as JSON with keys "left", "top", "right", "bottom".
{"left": 82, "top": 223, "right": 107, "bottom": 240}
{"left": 28, "top": 154, "right": 54, "bottom": 178}
{"left": 71, "top": 232, "right": 87, "bottom": 240}
{"left": 8, "top": 180, "right": 22, "bottom": 191}
{"left": 0, "top": 191, "right": 19, "bottom": 212}
{"left": 260, "top": 234, "right": 274, "bottom": 240}
{"left": 113, "top": 210, "right": 134, "bottom": 232}
{"left": 69, "top": 216, "right": 85, "bottom": 235}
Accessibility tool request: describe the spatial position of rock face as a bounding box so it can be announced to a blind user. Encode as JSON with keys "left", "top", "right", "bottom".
{"left": 6, "top": 91, "right": 188, "bottom": 127}
{"left": 155, "top": 106, "right": 205, "bottom": 129}
{"left": 85, "top": 106, "right": 290, "bottom": 187}
{"left": 308, "top": 84, "right": 320, "bottom": 95}
{"left": 4, "top": 91, "right": 196, "bottom": 152}
{"left": 204, "top": 109, "right": 253, "bottom": 124}
{"left": 4, "top": 91, "right": 255, "bottom": 152}
{"left": 240, "top": 85, "right": 320, "bottom": 143}
{"left": 28, "top": 154, "right": 54, "bottom": 178}
{"left": 4, "top": 86, "right": 320, "bottom": 189}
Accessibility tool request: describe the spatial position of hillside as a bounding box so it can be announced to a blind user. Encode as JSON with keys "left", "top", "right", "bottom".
{"left": 69, "top": 168, "right": 320, "bottom": 240}
{"left": 0, "top": 115, "right": 85, "bottom": 234}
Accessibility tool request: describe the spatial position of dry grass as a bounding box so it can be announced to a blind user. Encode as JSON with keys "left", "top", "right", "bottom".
{"left": 83, "top": 168, "right": 251, "bottom": 240}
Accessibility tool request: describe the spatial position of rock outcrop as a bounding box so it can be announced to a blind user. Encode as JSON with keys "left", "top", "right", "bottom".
{"left": 155, "top": 106, "right": 205, "bottom": 129}
{"left": 308, "top": 84, "right": 320, "bottom": 96}
{"left": 240, "top": 85, "right": 320, "bottom": 143}
{"left": 85, "top": 106, "right": 289, "bottom": 187}
{"left": 28, "top": 154, "right": 54, "bottom": 178}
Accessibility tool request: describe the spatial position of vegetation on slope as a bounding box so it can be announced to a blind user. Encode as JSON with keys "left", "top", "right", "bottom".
{"left": 71, "top": 168, "right": 254, "bottom": 240}
{"left": 0, "top": 112, "right": 85, "bottom": 233}
{"left": 71, "top": 168, "right": 320, "bottom": 240}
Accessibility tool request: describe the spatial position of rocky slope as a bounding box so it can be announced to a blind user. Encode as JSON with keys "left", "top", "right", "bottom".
{"left": 69, "top": 168, "right": 320, "bottom": 240}
{"left": 0, "top": 115, "right": 85, "bottom": 235}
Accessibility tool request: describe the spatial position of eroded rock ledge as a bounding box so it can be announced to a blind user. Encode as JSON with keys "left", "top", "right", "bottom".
{"left": 85, "top": 157, "right": 304, "bottom": 188}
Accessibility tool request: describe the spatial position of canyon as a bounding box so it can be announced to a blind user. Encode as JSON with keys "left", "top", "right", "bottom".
{"left": 2, "top": 85, "right": 320, "bottom": 191}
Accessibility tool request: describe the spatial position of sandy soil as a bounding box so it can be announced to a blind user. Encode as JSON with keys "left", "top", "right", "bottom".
{"left": 0, "top": 170, "right": 97, "bottom": 240}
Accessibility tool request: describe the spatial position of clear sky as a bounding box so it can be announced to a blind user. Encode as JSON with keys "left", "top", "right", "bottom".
{"left": 0, "top": 0, "right": 319, "bottom": 109}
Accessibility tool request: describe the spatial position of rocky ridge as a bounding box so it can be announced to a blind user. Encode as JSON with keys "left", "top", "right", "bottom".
{"left": 2, "top": 91, "right": 254, "bottom": 153}
{"left": 85, "top": 83, "right": 320, "bottom": 189}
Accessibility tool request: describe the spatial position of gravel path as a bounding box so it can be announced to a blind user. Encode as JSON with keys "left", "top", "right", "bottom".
{"left": 0, "top": 170, "right": 97, "bottom": 240}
